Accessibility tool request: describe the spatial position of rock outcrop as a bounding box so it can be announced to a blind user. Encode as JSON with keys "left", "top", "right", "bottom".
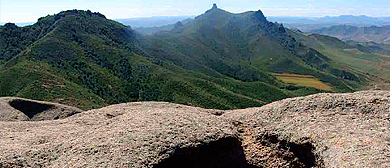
{"left": 0, "top": 97, "right": 82, "bottom": 121}
{"left": 225, "top": 90, "right": 390, "bottom": 167}
{"left": 0, "top": 91, "right": 389, "bottom": 167}
{"left": 212, "top": 3, "right": 218, "bottom": 9}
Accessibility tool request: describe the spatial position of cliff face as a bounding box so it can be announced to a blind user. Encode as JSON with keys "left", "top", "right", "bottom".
{"left": 1, "top": 90, "right": 390, "bottom": 167}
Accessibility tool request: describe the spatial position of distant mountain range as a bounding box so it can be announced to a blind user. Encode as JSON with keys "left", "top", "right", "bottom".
{"left": 268, "top": 15, "right": 390, "bottom": 32}
{"left": 115, "top": 16, "right": 194, "bottom": 35}
{"left": 311, "top": 25, "right": 390, "bottom": 44}
{"left": 2, "top": 5, "right": 387, "bottom": 111}
{"left": 1, "top": 16, "right": 194, "bottom": 28}
{"left": 115, "top": 16, "right": 194, "bottom": 28}
{"left": 5, "top": 14, "right": 390, "bottom": 32}
{"left": 0, "top": 22, "right": 34, "bottom": 27}
{"left": 116, "top": 15, "right": 390, "bottom": 35}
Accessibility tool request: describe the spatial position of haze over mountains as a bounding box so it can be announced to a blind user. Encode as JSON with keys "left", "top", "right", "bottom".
{"left": 269, "top": 15, "right": 390, "bottom": 32}
{"left": 115, "top": 16, "right": 195, "bottom": 28}
{"left": 116, "top": 14, "right": 390, "bottom": 45}
{"left": 311, "top": 25, "right": 390, "bottom": 44}
{"left": 4, "top": 13, "right": 390, "bottom": 33}
{"left": 112, "top": 14, "right": 390, "bottom": 33}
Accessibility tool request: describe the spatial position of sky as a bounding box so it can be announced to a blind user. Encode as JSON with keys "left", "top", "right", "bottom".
{"left": 1, "top": 0, "right": 390, "bottom": 23}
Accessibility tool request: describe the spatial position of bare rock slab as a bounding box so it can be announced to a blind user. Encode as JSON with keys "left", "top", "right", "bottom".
{"left": 0, "top": 97, "right": 82, "bottom": 121}
{"left": 1, "top": 91, "right": 390, "bottom": 167}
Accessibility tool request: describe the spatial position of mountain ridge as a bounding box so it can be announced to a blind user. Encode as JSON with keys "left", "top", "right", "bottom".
{"left": 0, "top": 6, "right": 369, "bottom": 110}
{"left": 311, "top": 24, "right": 390, "bottom": 45}
{"left": 141, "top": 5, "right": 361, "bottom": 89}
{"left": 269, "top": 15, "right": 390, "bottom": 32}
{"left": 1, "top": 8, "right": 311, "bottom": 110}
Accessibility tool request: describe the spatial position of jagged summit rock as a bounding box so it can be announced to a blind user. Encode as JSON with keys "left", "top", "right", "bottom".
{"left": 174, "top": 21, "right": 183, "bottom": 28}
{"left": 253, "top": 10, "right": 267, "bottom": 22}
{"left": 1, "top": 90, "right": 389, "bottom": 167}
{"left": 172, "top": 21, "right": 184, "bottom": 33}
{"left": 204, "top": 3, "right": 225, "bottom": 14}
{"left": 3, "top": 23, "right": 18, "bottom": 29}
{"left": 212, "top": 3, "right": 218, "bottom": 9}
{"left": 53, "top": 9, "right": 106, "bottom": 20}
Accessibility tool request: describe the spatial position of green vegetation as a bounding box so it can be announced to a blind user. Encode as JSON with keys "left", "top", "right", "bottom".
{"left": 0, "top": 60, "right": 106, "bottom": 109}
{"left": 0, "top": 8, "right": 369, "bottom": 110}
{"left": 311, "top": 25, "right": 390, "bottom": 45}
{"left": 293, "top": 32, "right": 390, "bottom": 89}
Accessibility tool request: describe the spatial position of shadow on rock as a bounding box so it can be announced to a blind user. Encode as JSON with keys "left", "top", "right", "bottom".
{"left": 154, "top": 137, "right": 260, "bottom": 168}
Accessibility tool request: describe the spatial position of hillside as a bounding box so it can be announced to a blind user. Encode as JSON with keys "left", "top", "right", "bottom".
{"left": 0, "top": 9, "right": 331, "bottom": 111}
{"left": 311, "top": 25, "right": 390, "bottom": 45}
{"left": 139, "top": 4, "right": 362, "bottom": 92}
{"left": 1, "top": 90, "right": 389, "bottom": 167}
{"left": 291, "top": 31, "right": 390, "bottom": 89}
{"left": 1, "top": 5, "right": 378, "bottom": 111}
{"left": 346, "top": 40, "right": 390, "bottom": 55}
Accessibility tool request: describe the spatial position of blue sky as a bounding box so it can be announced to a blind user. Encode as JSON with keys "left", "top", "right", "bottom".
{"left": 1, "top": 0, "right": 390, "bottom": 23}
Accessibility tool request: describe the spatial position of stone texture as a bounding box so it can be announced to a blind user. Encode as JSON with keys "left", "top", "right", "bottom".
{"left": 0, "top": 97, "right": 82, "bottom": 121}
{"left": 1, "top": 91, "right": 389, "bottom": 167}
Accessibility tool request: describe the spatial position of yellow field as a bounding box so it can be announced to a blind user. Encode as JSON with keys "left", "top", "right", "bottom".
{"left": 274, "top": 73, "right": 332, "bottom": 91}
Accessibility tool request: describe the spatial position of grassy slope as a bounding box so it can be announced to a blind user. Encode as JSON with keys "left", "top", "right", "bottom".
{"left": 311, "top": 25, "right": 390, "bottom": 45}
{"left": 142, "top": 7, "right": 361, "bottom": 92}
{"left": 0, "top": 8, "right": 368, "bottom": 110}
{"left": 294, "top": 32, "right": 390, "bottom": 87}
{"left": 0, "top": 10, "right": 305, "bottom": 110}
{"left": 0, "top": 60, "right": 106, "bottom": 109}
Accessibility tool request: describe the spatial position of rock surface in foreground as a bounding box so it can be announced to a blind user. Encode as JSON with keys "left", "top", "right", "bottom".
{"left": 0, "top": 91, "right": 389, "bottom": 167}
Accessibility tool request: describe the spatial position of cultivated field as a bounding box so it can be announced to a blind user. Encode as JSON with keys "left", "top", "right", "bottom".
{"left": 275, "top": 73, "right": 333, "bottom": 90}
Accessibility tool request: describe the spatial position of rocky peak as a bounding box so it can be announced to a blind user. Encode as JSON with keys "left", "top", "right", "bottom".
{"left": 253, "top": 10, "right": 267, "bottom": 22}
{"left": 54, "top": 9, "right": 106, "bottom": 21}
{"left": 212, "top": 3, "right": 218, "bottom": 9}
{"left": 172, "top": 21, "right": 184, "bottom": 33}
{"left": 3, "top": 23, "right": 18, "bottom": 29}
{"left": 174, "top": 21, "right": 184, "bottom": 28}
{"left": 204, "top": 3, "right": 229, "bottom": 16}
{"left": 205, "top": 3, "right": 220, "bottom": 13}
